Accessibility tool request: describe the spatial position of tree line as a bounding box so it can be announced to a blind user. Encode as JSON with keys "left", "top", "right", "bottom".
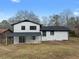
{"left": 0, "top": 10, "right": 79, "bottom": 36}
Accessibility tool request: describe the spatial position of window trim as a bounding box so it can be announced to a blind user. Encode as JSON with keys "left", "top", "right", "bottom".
{"left": 32, "top": 36, "right": 36, "bottom": 40}
{"left": 30, "top": 26, "right": 36, "bottom": 30}
{"left": 50, "top": 31, "right": 54, "bottom": 35}
{"left": 21, "top": 26, "right": 25, "bottom": 30}
{"left": 42, "top": 31, "right": 46, "bottom": 36}
{"left": 19, "top": 36, "right": 25, "bottom": 43}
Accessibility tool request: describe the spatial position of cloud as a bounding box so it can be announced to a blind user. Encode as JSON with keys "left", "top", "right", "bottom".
{"left": 11, "top": 0, "right": 21, "bottom": 3}
{"left": 73, "top": 9, "right": 79, "bottom": 16}
{"left": 74, "top": 12, "right": 79, "bottom": 16}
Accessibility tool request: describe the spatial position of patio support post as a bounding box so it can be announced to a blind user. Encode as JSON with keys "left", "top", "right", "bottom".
{"left": 5, "top": 34, "right": 8, "bottom": 45}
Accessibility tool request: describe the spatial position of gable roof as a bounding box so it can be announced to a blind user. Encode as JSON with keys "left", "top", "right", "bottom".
{"left": 0, "top": 29, "right": 13, "bottom": 34}
{"left": 11, "top": 19, "right": 42, "bottom": 26}
{"left": 41, "top": 26, "right": 70, "bottom": 31}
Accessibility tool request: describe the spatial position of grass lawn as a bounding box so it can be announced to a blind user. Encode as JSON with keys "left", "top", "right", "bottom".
{"left": 0, "top": 37, "right": 79, "bottom": 59}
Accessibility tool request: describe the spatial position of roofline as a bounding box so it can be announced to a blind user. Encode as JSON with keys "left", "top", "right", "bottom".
{"left": 40, "top": 26, "right": 70, "bottom": 31}
{"left": 3, "top": 29, "right": 13, "bottom": 33}
{"left": 0, "top": 29, "right": 13, "bottom": 34}
{"left": 40, "top": 30, "right": 70, "bottom": 31}
{"left": 8, "top": 32, "right": 41, "bottom": 36}
{"left": 11, "top": 19, "right": 42, "bottom": 26}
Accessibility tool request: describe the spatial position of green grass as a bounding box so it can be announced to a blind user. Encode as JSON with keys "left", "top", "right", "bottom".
{"left": 0, "top": 37, "right": 79, "bottom": 59}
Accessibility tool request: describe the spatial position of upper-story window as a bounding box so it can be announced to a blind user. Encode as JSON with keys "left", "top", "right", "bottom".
{"left": 50, "top": 31, "right": 54, "bottom": 35}
{"left": 21, "top": 26, "right": 25, "bottom": 30}
{"left": 30, "top": 26, "right": 36, "bottom": 30}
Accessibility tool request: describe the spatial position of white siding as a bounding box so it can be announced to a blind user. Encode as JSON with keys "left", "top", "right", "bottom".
{"left": 14, "top": 22, "right": 40, "bottom": 32}
{"left": 14, "top": 36, "right": 19, "bottom": 44}
{"left": 42, "top": 31, "right": 68, "bottom": 41}
{"left": 42, "top": 32, "right": 54, "bottom": 41}
{"left": 13, "top": 21, "right": 69, "bottom": 43}
{"left": 14, "top": 36, "right": 41, "bottom": 44}
{"left": 54, "top": 31, "right": 68, "bottom": 40}
{"left": 25, "top": 36, "right": 41, "bottom": 43}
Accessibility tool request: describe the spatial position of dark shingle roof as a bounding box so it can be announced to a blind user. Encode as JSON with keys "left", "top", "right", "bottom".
{"left": 41, "top": 26, "right": 70, "bottom": 31}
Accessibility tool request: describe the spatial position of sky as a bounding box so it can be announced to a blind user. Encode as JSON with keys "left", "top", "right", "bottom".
{"left": 0, "top": 0, "right": 79, "bottom": 21}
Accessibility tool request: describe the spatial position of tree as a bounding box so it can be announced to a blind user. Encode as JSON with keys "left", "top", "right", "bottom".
{"left": 8, "top": 10, "right": 40, "bottom": 24}
{"left": 41, "top": 16, "right": 49, "bottom": 26}
{"left": 59, "top": 9, "right": 74, "bottom": 26}
{"left": 0, "top": 20, "right": 12, "bottom": 30}
{"left": 53, "top": 15, "right": 61, "bottom": 26}
{"left": 48, "top": 15, "right": 61, "bottom": 26}
{"left": 74, "top": 24, "right": 79, "bottom": 36}
{"left": 67, "top": 17, "right": 76, "bottom": 29}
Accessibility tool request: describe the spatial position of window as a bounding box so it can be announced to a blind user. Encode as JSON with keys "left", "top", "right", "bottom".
{"left": 30, "top": 26, "right": 36, "bottom": 30}
{"left": 50, "top": 31, "right": 54, "bottom": 35}
{"left": 19, "top": 36, "right": 25, "bottom": 43}
{"left": 42, "top": 31, "right": 46, "bottom": 36}
{"left": 32, "top": 36, "right": 36, "bottom": 40}
{"left": 21, "top": 26, "right": 25, "bottom": 30}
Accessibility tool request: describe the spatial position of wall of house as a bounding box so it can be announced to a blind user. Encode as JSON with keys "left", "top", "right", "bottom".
{"left": 54, "top": 31, "right": 68, "bottom": 40}
{"left": 14, "top": 36, "right": 19, "bottom": 44}
{"left": 42, "top": 31, "right": 68, "bottom": 41}
{"left": 41, "top": 31, "right": 54, "bottom": 41}
{"left": 14, "top": 36, "right": 41, "bottom": 44}
{"left": 14, "top": 22, "right": 40, "bottom": 32}
{"left": 25, "top": 36, "right": 41, "bottom": 43}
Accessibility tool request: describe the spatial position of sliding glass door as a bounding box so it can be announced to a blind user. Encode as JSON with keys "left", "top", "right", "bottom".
{"left": 19, "top": 36, "right": 25, "bottom": 43}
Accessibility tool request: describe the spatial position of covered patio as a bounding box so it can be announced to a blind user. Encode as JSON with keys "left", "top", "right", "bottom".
{"left": 9, "top": 32, "right": 42, "bottom": 44}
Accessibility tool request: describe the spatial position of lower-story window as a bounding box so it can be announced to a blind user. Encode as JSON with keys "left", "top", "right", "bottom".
{"left": 42, "top": 31, "right": 46, "bottom": 36}
{"left": 32, "top": 36, "right": 36, "bottom": 40}
{"left": 50, "top": 31, "right": 54, "bottom": 35}
{"left": 19, "top": 36, "right": 25, "bottom": 43}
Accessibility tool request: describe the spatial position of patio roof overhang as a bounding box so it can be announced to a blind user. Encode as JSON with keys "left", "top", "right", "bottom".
{"left": 8, "top": 32, "right": 41, "bottom": 36}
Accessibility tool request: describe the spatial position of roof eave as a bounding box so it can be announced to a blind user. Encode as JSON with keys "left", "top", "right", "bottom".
{"left": 11, "top": 20, "right": 42, "bottom": 26}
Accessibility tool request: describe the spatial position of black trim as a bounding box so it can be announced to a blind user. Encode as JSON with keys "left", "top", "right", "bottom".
{"left": 11, "top": 19, "right": 42, "bottom": 26}
{"left": 30, "top": 26, "right": 36, "bottom": 30}
{"left": 21, "top": 26, "right": 25, "bottom": 30}
{"left": 32, "top": 36, "right": 36, "bottom": 40}
{"left": 42, "top": 31, "right": 46, "bottom": 36}
{"left": 41, "top": 26, "right": 70, "bottom": 31}
{"left": 8, "top": 32, "right": 41, "bottom": 36}
{"left": 50, "top": 31, "right": 54, "bottom": 35}
{"left": 19, "top": 36, "right": 25, "bottom": 43}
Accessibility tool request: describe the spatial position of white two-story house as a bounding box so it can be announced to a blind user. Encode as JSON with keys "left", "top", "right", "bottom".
{"left": 11, "top": 19, "right": 69, "bottom": 44}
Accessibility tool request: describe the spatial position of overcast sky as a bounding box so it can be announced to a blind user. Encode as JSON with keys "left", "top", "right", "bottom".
{"left": 0, "top": 0, "right": 79, "bottom": 21}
